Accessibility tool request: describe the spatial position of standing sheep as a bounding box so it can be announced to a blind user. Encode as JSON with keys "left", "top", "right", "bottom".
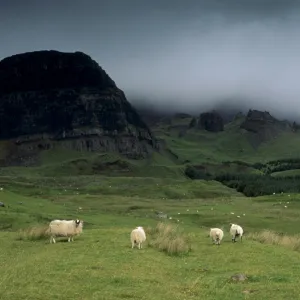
{"left": 49, "top": 219, "right": 83, "bottom": 244}
{"left": 209, "top": 228, "right": 224, "bottom": 245}
{"left": 230, "top": 223, "right": 243, "bottom": 242}
{"left": 131, "top": 226, "right": 146, "bottom": 249}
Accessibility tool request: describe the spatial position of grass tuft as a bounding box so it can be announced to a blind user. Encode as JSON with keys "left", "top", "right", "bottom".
{"left": 146, "top": 222, "right": 191, "bottom": 256}
{"left": 17, "top": 225, "right": 50, "bottom": 241}
{"left": 248, "top": 230, "right": 300, "bottom": 251}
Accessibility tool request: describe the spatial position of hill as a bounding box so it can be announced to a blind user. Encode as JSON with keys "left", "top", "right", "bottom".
{"left": 0, "top": 50, "right": 157, "bottom": 166}
{"left": 1, "top": 50, "right": 300, "bottom": 185}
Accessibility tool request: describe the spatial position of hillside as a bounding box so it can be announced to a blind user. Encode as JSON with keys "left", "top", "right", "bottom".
{"left": 1, "top": 50, "right": 300, "bottom": 184}
{"left": 149, "top": 109, "right": 298, "bottom": 164}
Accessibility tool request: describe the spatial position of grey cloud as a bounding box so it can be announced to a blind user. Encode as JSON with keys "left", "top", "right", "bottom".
{"left": 1, "top": 0, "right": 300, "bottom": 119}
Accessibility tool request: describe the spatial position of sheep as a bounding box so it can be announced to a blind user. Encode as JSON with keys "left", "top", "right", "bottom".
{"left": 230, "top": 223, "right": 243, "bottom": 242}
{"left": 49, "top": 219, "right": 83, "bottom": 244}
{"left": 131, "top": 226, "right": 146, "bottom": 249}
{"left": 209, "top": 228, "right": 224, "bottom": 245}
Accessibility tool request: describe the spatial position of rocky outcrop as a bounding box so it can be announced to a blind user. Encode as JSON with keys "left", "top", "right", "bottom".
{"left": 240, "top": 109, "right": 292, "bottom": 148}
{"left": 198, "top": 111, "right": 224, "bottom": 132}
{"left": 0, "top": 50, "right": 157, "bottom": 166}
{"left": 240, "top": 110, "right": 291, "bottom": 133}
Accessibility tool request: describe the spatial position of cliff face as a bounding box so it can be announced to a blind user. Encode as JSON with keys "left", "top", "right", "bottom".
{"left": 240, "top": 109, "right": 292, "bottom": 148}
{"left": 0, "top": 50, "right": 157, "bottom": 166}
{"left": 198, "top": 111, "right": 224, "bottom": 132}
{"left": 240, "top": 110, "right": 291, "bottom": 133}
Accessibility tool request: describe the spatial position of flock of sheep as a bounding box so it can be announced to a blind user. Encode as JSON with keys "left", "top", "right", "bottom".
{"left": 210, "top": 223, "right": 244, "bottom": 245}
{"left": 48, "top": 218, "right": 242, "bottom": 248}
{"left": 48, "top": 219, "right": 146, "bottom": 248}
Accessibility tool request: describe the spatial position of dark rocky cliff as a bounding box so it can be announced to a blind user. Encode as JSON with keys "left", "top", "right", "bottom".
{"left": 240, "top": 110, "right": 291, "bottom": 133}
{"left": 198, "top": 111, "right": 224, "bottom": 132}
{"left": 0, "top": 50, "right": 157, "bottom": 165}
{"left": 240, "top": 109, "right": 292, "bottom": 147}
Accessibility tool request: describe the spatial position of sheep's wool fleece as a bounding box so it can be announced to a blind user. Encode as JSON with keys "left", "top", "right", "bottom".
{"left": 131, "top": 227, "right": 146, "bottom": 243}
{"left": 210, "top": 228, "right": 224, "bottom": 240}
{"left": 230, "top": 224, "right": 243, "bottom": 236}
{"left": 49, "top": 220, "right": 83, "bottom": 237}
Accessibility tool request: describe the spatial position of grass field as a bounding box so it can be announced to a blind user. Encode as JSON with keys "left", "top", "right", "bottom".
{"left": 1, "top": 173, "right": 300, "bottom": 299}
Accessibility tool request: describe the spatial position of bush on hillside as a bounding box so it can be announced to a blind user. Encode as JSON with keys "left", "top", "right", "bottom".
{"left": 248, "top": 230, "right": 300, "bottom": 252}
{"left": 17, "top": 225, "right": 50, "bottom": 241}
{"left": 221, "top": 158, "right": 300, "bottom": 174}
{"left": 215, "top": 173, "right": 300, "bottom": 197}
{"left": 146, "top": 222, "right": 191, "bottom": 256}
{"left": 184, "top": 165, "right": 211, "bottom": 180}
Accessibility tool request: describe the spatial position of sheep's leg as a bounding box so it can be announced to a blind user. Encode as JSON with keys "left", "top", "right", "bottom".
{"left": 50, "top": 236, "right": 53, "bottom": 244}
{"left": 138, "top": 243, "right": 141, "bottom": 249}
{"left": 140, "top": 243, "right": 143, "bottom": 249}
{"left": 240, "top": 236, "right": 243, "bottom": 242}
{"left": 52, "top": 237, "right": 56, "bottom": 244}
{"left": 68, "top": 237, "right": 71, "bottom": 242}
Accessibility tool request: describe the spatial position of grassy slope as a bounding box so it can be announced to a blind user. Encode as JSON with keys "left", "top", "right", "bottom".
{"left": 0, "top": 148, "right": 185, "bottom": 179}
{"left": 271, "top": 169, "right": 300, "bottom": 177}
{"left": 154, "top": 115, "right": 300, "bottom": 165}
{"left": 1, "top": 177, "right": 300, "bottom": 299}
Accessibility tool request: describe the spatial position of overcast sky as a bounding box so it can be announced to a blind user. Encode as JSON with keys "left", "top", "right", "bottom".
{"left": 1, "top": 0, "right": 300, "bottom": 118}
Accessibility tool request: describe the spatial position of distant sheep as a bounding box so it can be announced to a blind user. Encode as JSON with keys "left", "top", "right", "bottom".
{"left": 49, "top": 219, "right": 83, "bottom": 243}
{"left": 131, "top": 226, "right": 146, "bottom": 249}
{"left": 209, "top": 228, "right": 224, "bottom": 245}
{"left": 0, "top": 202, "right": 5, "bottom": 207}
{"left": 230, "top": 223, "right": 243, "bottom": 242}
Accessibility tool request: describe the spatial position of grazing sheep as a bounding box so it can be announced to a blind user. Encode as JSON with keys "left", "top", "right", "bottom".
{"left": 49, "top": 219, "right": 83, "bottom": 244}
{"left": 209, "top": 228, "right": 224, "bottom": 245}
{"left": 230, "top": 223, "right": 243, "bottom": 242}
{"left": 131, "top": 226, "right": 146, "bottom": 249}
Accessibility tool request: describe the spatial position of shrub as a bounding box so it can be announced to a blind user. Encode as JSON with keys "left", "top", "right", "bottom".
{"left": 17, "top": 225, "right": 50, "bottom": 241}
{"left": 185, "top": 165, "right": 211, "bottom": 180}
{"left": 248, "top": 230, "right": 300, "bottom": 251}
{"left": 215, "top": 173, "right": 300, "bottom": 197}
{"left": 146, "top": 222, "right": 191, "bottom": 256}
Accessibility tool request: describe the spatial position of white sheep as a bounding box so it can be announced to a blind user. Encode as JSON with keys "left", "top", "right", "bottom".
{"left": 230, "top": 223, "right": 243, "bottom": 242}
{"left": 130, "top": 226, "right": 146, "bottom": 249}
{"left": 209, "top": 228, "right": 224, "bottom": 245}
{"left": 49, "top": 219, "right": 83, "bottom": 243}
